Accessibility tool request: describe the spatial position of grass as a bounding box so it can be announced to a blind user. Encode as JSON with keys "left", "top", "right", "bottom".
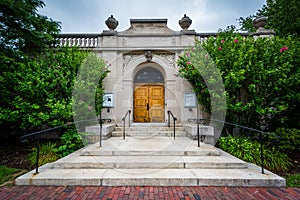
{"left": 286, "top": 174, "right": 300, "bottom": 187}
{"left": 0, "top": 165, "right": 27, "bottom": 186}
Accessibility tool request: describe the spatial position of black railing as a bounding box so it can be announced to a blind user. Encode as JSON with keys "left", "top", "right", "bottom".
{"left": 98, "top": 112, "right": 112, "bottom": 147}
{"left": 187, "top": 118, "right": 206, "bottom": 147}
{"left": 122, "top": 110, "right": 131, "bottom": 140}
{"left": 20, "top": 118, "right": 111, "bottom": 174}
{"left": 187, "top": 118, "right": 275, "bottom": 174}
{"left": 167, "top": 110, "right": 177, "bottom": 140}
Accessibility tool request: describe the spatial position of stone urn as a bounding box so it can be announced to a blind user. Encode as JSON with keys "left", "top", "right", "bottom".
{"left": 253, "top": 16, "right": 267, "bottom": 30}
{"left": 105, "top": 15, "right": 118, "bottom": 30}
{"left": 179, "top": 14, "right": 192, "bottom": 30}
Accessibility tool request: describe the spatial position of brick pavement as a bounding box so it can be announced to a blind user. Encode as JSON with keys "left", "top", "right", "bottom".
{"left": 1, "top": 186, "right": 300, "bottom": 200}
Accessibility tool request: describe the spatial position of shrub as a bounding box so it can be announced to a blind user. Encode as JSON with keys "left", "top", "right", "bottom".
{"left": 266, "top": 128, "right": 300, "bottom": 153}
{"left": 0, "top": 166, "right": 22, "bottom": 185}
{"left": 286, "top": 174, "right": 300, "bottom": 187}
{"left": 217, "top": 135, "right": 292, "bottom": 172}
{"left": 54, "top": 129, "right": 87, "bottom": 157}
{"left": 177, "top": 32, "right": 300, "bottom": 131}
{"left": 28, "top": 141, "right": 59, "bottom": 167}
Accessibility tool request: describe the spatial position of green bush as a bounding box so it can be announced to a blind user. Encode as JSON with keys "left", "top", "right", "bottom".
{"left": 266, "top": 128, "right": 300, "bottom": 153}
{"left": 286, "top": 174, "right": 300, "bottom": 187}
{"left": 177, "top": 31, "right": 300, "bottom": 130}
{"left": 28, "top": 141, "right": 59, "bottom": 167}
{"left": 0, "top": 165, "right": 22, "bottom": 185}
{"left": 217, "top": 135, "right": 292, "bottom": 172}
{"left": 54, "top": 129, "right": 87, "bottom": 157}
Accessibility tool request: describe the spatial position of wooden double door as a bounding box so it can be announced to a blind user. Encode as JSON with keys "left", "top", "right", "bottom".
{"left": 134, "top": 84, "right": 165, "bottom": 122}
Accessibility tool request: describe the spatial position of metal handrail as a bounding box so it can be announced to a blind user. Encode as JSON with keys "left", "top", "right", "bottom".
{"left": 187, "top": 118, "right": 206, "bottom": 147}
{"left": 122, "top": 110, "right": 131, "bottom": 139}
{"left": 20, "top": 118, "right": 97, "bottom": 142}
{"left": 167, "top": 110, "right": 177, "bottom": 140}
{"left": 187, "top": 118, "right": 278, "bottom": 174}
{"left": 98, "top": 112, "right": 112, "bottom": 147}
{"left": 20, "top": 118, "right": 111, "bottom": 174}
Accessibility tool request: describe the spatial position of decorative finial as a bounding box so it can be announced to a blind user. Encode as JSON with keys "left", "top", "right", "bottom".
{"left": 179, "top": 14, "right": 192, "bottom": 30}
{"left": 253, "top": 16, "right": 267, "bottom": 30}
{"left": 105, "top": 15, "right": 119, "bottom": 30}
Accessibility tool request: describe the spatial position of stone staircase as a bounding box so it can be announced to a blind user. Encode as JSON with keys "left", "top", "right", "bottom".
{"left": 16, "top": 125, "right": 285, "bottom": 187}
{"left": 111, "top": 124, "right": 187, "bottom": 138}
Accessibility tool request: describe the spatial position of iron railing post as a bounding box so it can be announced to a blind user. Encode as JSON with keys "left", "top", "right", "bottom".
{"left": 99, "top": 112, "right": 102, "bottom": 147}
{"left": 167, "top": 111, "right": 176, "bottom": 140}
{"left": 122, "top": 110, "right": 131, "bottom": 140}
{"left": 129, "top": 110, "right": 131, "bottom": 128}
{"left": 259, "top": 131, "right": 265, "bottom": 174}
{"left": 168, "top": 111, "right": 170, "bottom": 127}
{"left": 173, "top": 118, "right": 176, "bottom": 140}
{"left": 123, "top": 118, "right": 125, "bottom": 140}
{"left": 196, "top": 103, "right": 200, "bottom": 147}
{"left": 197, "top": 119, "right": 200, "bottom": 147}
{"left": 35, "top": 139, "right": 40, "bottom": 174}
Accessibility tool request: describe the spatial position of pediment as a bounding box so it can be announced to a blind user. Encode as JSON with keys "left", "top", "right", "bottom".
{"left": 120, "top": 19, "right": 176, "bottom": 35}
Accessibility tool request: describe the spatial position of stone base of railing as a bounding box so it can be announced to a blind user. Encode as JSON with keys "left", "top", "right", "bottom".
{"left": 183, "top": 124, "right": 215, "bottom": 145}
{"left": 85, "top": 124, "right": 116, "bottom": 143}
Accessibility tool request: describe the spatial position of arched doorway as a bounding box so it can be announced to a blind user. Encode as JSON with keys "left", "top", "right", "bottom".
{"left": 133, "top": 67, "right": 165, "bottom": 122}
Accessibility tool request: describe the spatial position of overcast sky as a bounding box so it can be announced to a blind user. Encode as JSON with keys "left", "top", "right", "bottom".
{"left": 39, "top": 0, "right": 266, "bottom": 33}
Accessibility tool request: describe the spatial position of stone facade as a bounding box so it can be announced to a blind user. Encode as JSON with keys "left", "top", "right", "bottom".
{"left": 94, "top": 18, "right": 200, "bottom": 124}
{"left": 56, "top": 16, "right": 274, "bottom": 126}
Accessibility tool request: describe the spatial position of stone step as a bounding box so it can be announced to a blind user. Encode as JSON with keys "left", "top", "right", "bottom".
{"left": 81, "top": 149, "right": 219, "bottom": 156}
{"left": 111, "top": 131, "right": 187, "bottom": 137}
{"left": 125, "top": 123, "right": 183, "bottom": 127}
{"left": 15, "top": 136, "right": 286, "bottom": 187}
{"left": 80, "top": 137, "right": 220, "bottom": 156}
{"left": 114, "top": 126, "right": 185, "bottom": 131}
{"left": 16, "top": 164, "right": 286, "bottom": 187}
{"left": 52, "top": 155, "right": 247, "bottom": 169}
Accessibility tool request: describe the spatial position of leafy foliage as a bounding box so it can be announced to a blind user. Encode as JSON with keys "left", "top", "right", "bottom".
{"left": 266, "top": 128, "right": 300, "bottom": 153}
{"left": 54, "top": 129, "right": 87, "bottom": 157}
{"left": 1, "top": 46, "right": 110, "bottom": 140}
{"left": 0, "top": 0, "right": 60, "bottom": 57}
{"left": 217, "top": 135, "right": 292, "bottom": 172}
{"left": 0, "top": 47, "right": 86, "bottom": 133}
{"left": 239, "top": 0, "right": 300, "bottom": 37}
{"left": 72, "top": 53, "right": 110, "bottom": 131}
{"left": 0, "top": 165, "right": 22, "bottom": 185}
{"left": 28, "top": 141, "right": 59, "bottom": 167}
{"left": 177, "top": 31, "right": 300, "bottom": 131}
{"left": 286, "top": 174, "right": 300, "bottom": 187}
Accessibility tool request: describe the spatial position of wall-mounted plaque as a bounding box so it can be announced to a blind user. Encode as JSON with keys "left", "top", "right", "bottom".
{"left": 184, "top": 92, "right": 197, "bottom": 108}
{"left": 103, "top": 93, "right": 114, "bottom": 108}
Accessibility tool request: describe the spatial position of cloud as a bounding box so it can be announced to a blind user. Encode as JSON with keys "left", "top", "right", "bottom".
{"left": 39, "top": 0, "right": 266, "bottom": 33}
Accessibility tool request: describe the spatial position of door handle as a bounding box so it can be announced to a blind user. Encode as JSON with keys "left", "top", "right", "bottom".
{"left": 147, "top": 103, "right": 149, "bottom": 110}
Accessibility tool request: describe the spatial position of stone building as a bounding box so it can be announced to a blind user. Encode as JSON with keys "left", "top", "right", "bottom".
{"left": 59, "top": 15, "right": 207, "bottom": 124}
{"left": 56, "top": 15, "right": 273, "bottom": 143}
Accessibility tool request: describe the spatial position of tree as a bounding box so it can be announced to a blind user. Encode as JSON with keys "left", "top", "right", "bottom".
{"left": 0, "top": 46, "right": 110, "bottom": 139}
{"left": 0, "top": 48, "right": 84, "bottom": 133}
{"left": 239, "top": 0, "right": 300, "bottom": 37}
{"left": 177, "top": 32, "right": 300, "bottom": 132}
{"left": 0, "top": 0, "right": 60, "bottom": 57}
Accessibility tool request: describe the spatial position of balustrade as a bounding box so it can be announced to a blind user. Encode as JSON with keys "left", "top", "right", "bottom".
{"left": 56, "top": 34, "right": 99, "bottom": 47}
{"left": 55, "top": 32, "right": 254, "bottom": 48}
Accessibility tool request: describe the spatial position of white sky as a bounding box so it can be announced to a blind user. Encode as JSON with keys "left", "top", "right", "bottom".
{"left": 39, "top": 0, "right": 266, "bottom": 33}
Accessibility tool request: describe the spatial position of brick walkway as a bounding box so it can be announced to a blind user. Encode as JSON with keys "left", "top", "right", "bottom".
{"left": 1, "top": 186, "right": 299, "bottom": 200}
